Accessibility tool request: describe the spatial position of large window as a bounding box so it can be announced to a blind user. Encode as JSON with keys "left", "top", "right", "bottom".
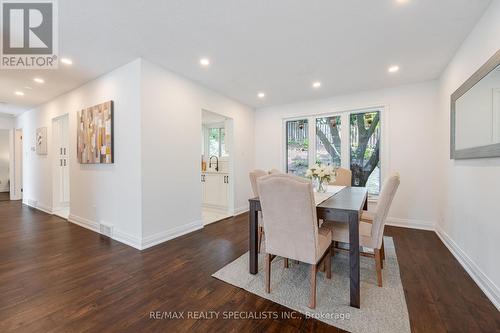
{"left": 284, "top": 109, "right": 382, "bottom": 195}
{"left": 286, "top": 119, "right": 309, "bottom": 176}
{"left": 208, "top": 128, "right": 227, "bottom": 157}
{"left": 350, "top": 111, "right": 381, "bottom": 195}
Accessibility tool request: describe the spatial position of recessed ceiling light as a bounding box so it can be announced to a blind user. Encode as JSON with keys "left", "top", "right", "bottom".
{"left": 388, "top": 65, "right": 400, "bottom": 73}
{"left": 200, "top": 58, "right": 210, "bottom": 67}
{"left": 61, "top": 58, "right": 73, "bottom": 65}
{"left": 33, "top": 77, "right": 45, "bottom": 84}
{"left": 396, "top": 0, "right": 410, "bottom": 4}
{"left": 257, "top": 92, "right": 266, "bottom": 99}
{"left": 312, "top": 81, "right": 322, "bottom": 88}
{"left": 14, "top": 91, "right": 24, "bottom": 96}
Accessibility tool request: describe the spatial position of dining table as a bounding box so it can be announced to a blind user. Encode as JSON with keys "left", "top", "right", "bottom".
{"left": 248, "top": 186, "right": 368, "bottom": 308}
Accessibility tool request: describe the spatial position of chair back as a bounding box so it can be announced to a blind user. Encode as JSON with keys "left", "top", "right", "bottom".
{"left": 331, "top": 168, "right": 352, "bottom": 186}
{"left": 257, "top": 174, "right": 320, "bottom": 264}
{"left": 249, "top": 169, "right": 268, "bottom": 197}
{"left": 371, "top": 172, "right": 400, "bottom": 248}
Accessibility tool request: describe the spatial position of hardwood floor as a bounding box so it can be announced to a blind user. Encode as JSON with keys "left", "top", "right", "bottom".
{"left": 0, "top": 192, "right": 9, "bottom": 201}
{"left": 0, "top": 200, "right": 498, "bottom": 332}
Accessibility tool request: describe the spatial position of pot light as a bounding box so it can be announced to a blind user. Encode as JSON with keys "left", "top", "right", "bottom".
{"left": 14, "top": 91, "right": 24, "bottom": 96}
{"left": 312, "top": 81, "right": 322, "bottom": 88}
{"left": 33, "top": 77, "right": 45, "bottom": 84}
{"left": 200, "top": 58, "right": 210, "bottom": 67}
{"left": 388, "top": 65, "right": 400, "bottom": 73}
{"left": 257, "top": 92, "right": 266, "bottom": 99}
{"left": 61, "top": 58, "right": 73, "bottom": 65}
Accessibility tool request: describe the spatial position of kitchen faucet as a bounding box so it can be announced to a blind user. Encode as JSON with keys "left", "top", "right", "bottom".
{"left": 209, "top": 156, "right": 219, "bottom": 172}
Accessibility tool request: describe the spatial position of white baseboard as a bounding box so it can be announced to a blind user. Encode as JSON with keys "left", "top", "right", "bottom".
{"left": 113, "top": 229, "right": 142, "bottom": 250}
{"left": 68, "top": 214, "right": 99, "bottom": 233}
{"left": 232, "top": 206, "right": 249, "bottom": 216}
{"left": 23, "top": 200, "right": 53, "bottom": 214}
{"left": 386, "top": 217, "right": 435, "bottom": 231}
{"left": 141, "top": 220, "right": 204, "bottom": 250}
{"left": 435, "top": 225, "right": 500, "bottom": 311}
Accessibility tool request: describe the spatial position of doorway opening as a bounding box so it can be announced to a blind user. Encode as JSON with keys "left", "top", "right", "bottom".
{"left": 0, "top": 129, "right": 10, "bottom": 201}
{"left": 201, "top": 109, "right": 234, "bottom": 225}
{"left": 9, "top": 128, "right": 23, "bottom": 201}
{"left": 52, "top": 114, "right": 70, "bottom": 219}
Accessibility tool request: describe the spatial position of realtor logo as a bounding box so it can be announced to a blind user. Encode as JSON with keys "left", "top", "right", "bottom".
{"left": 1, "top": 0, "right": 58, "bottom": 69}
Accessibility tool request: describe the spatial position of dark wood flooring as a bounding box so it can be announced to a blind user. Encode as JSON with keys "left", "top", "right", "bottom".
{"left": 0, "top": 200, "right": 498, "bottom": 332}
{"left": 0, "top": 192, "right": 9, "bottom": 201}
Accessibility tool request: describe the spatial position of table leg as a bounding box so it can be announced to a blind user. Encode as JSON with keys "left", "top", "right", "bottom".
{"left": 249, "top": 201, "right": 259, "bottom": 274}
{"left": 348, "top": 211, "right": 360, "bottom": 308}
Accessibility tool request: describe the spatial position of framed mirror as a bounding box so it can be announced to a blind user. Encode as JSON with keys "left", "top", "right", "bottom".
{"left": 451, "top": 49, "right": 500, "bottom": 159}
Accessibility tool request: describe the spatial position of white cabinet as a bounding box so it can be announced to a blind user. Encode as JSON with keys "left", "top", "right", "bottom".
{"left": 202, "top": 173, "right": 229, "bottom": 209}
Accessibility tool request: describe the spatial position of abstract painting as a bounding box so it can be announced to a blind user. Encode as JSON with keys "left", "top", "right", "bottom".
{"left": 36, "top": 127, "right": 47, "bottom": 155}
{"left": 77, "top": 101, "right": 114, "bottom": 164}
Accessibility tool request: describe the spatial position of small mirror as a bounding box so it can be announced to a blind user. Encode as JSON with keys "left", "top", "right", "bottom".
{"left": 451, "top": 50, "right": 500, "bottom": 159}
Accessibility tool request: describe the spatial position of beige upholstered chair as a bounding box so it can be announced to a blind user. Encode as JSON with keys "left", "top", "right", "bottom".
{"left": 330, "top": 167, "right": 352, "bottom": 186}
{"left": 249, "top": 169, "right": 268, "bottom": 252}
{"left": 257, "top": 174, "right": 333, "bottom": 309}
{"left": 326, "top": 172, "right": 400, "bottom": 287}
{"left": 268, "top": 169, "right": 281, "bottom": 174}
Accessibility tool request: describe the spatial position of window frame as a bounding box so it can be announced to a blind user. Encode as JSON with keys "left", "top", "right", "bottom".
{"left": 282, "top": 106, "right": 389, "bottom": 200}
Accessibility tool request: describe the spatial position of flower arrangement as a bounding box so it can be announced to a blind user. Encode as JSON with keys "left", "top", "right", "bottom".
{"left": 305, "top": 164, "right": 336, "bottom": 192}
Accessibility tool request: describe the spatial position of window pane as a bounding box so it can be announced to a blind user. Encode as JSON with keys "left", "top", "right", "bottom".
{"left": 220, "top": 128, "right": 227, "bottom": 156}
{"left": 350, "top": 111, "right": 381, "bottom": 195}
{"left": 208, "top": 128, "right": 220, "bottom": 157}
{"left": 316, "top": 116, "right": 341, "bottom": 167}
{"left": 286, "top": 119, "right": 309, "bottom": 176}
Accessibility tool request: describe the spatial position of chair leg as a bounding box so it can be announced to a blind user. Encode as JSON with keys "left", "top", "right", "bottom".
{"left": 309, "top": 264, "right": 317, "bottom": 309}
{"left": 284, "top": 258, "right": 289, "bottom": 268}
{"left": 258, "top": 227, "right": 263, "bottom": 253}
{"left": 325, "top": 248, "right": 332, "bottom": 280}
{"left": 375, "top": 249, "right": 383, "bottom": 287}
{"left": 332, "top": 241, "right": 336, "bottom": 257}
{"left": 265, "top": 253, "right": 271, "bottom": 293}
{"left": 381, "top": 239, "right": 385, "bottom": 260}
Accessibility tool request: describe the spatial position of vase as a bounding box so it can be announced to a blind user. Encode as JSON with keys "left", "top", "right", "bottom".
{"left": 317, "top": 178, "right": 327, "bottom": 193}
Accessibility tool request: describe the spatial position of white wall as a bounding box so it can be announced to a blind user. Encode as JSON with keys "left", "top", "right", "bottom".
{"left": 16, "top": 59, "right": 143, "bottom": 244}
{"left": 140, "top": 60, "right": 254, "bottom": 246}
{"left": 0, "top": 114, "right": 14, "bottom": 129}
{"left": 0, "top": 129, "right": 10, "bottom": 192}
{"left": 254, "top": 81, "right": 440, "bottom": 229}
{"left": 436, "top": 0, "right": 500, "bottom": 309}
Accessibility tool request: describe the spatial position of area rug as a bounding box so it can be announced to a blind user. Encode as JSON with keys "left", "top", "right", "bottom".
{"left": 212, "top": 237, "right": 410, "bottom": 333}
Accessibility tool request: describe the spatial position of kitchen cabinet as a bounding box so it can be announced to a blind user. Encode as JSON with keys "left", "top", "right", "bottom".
{"left": 201, "top": 173, "right": 229, "bottom": 209}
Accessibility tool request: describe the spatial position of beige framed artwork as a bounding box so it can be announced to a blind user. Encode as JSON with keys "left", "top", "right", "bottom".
{"left": 77, "top": 101, "right": 114, "bottom": 164}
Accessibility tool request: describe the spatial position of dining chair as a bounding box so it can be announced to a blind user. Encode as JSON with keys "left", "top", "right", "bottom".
{"left": 249, "top": 169, "right": 268, "bottom": 252}
{"left": 325, "top": 172, "right": 400, "bottom": 287}
{"left": 257, "top": 174, "right": 333, "bottom": 309}
{"left": 330, "top": 167, "right": 352, "bottom": 186}
{"left": 268, "top": 169, "right": 281, "bottom": 174}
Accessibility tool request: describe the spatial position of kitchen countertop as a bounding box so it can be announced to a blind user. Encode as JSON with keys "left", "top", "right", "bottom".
{"left": 202, "top": 170, "right": 228, "bottom": 175}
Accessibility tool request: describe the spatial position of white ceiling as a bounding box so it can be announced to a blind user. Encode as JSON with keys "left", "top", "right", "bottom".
{"left": 0, "top": 0, "right": 492, "bottom": 115}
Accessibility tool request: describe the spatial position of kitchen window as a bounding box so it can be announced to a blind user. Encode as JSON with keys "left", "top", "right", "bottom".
{"left": 208, "top": 128, "right": 227, "bottom": 157}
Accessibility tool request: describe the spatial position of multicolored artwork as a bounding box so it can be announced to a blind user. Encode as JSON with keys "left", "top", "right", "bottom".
{"left": 36, "top": 127, "right": 47, "bottom": 155}
{"left": 77, "top": 101, "right": 114, "bottom": 164}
